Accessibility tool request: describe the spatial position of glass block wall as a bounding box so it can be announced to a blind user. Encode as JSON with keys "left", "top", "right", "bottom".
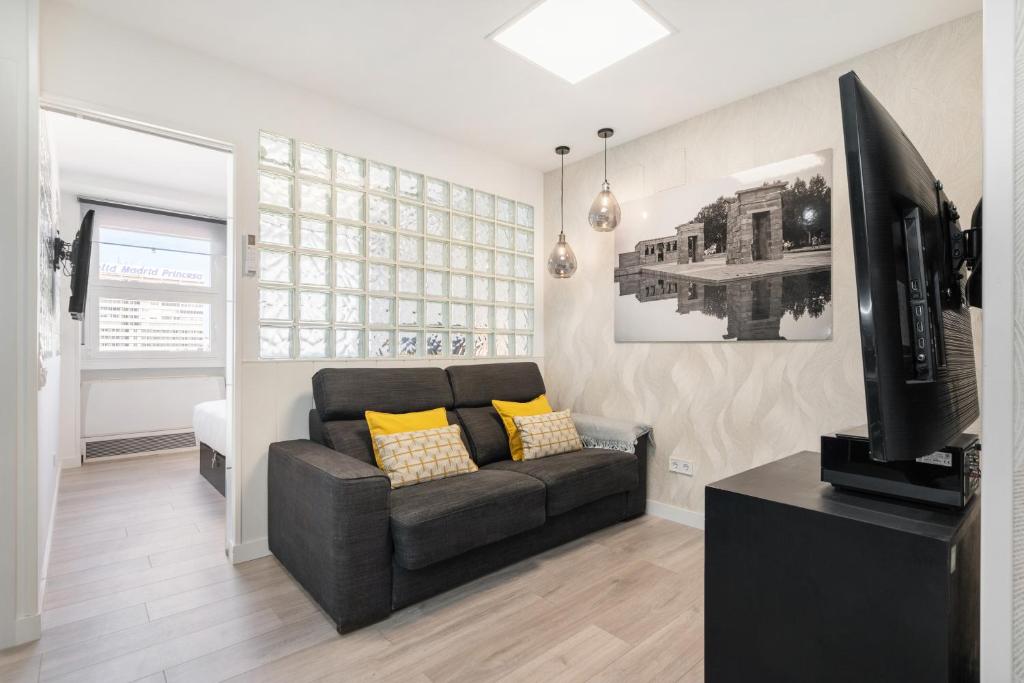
{"left": 256, "top": 131, "right": 536, "bottom": 360}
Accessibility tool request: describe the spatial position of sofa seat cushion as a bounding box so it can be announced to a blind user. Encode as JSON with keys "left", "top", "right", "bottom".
{"left": 389, "top": 469, "right": 546, "bottom": 570}
{"left": 485, "top": 448, "right": 639, "bottom": 517}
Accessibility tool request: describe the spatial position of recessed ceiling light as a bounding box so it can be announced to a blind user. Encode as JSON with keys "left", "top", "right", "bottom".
{"left": 490, "top": 0, "right": 673, "bottom": 85}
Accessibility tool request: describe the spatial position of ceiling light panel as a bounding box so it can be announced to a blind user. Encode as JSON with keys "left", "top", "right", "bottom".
{"left": 491, "top": 0, "right": 672, "bottom": 84}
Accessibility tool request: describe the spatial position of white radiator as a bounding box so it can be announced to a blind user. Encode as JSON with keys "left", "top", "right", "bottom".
{"left": 80, "top": 375, "right": 223, "bottom": 459}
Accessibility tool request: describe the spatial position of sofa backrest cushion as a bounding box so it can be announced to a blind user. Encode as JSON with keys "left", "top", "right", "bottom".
{"left": 454, "top": 406, "right": 511, "bottom": 466}
{"left": 320, "top": 409, "right": 466, "bottom": 466}
{"left": 308, "top": 364, "right": 545, "bottom": 466}
{"left": 312, "top": 367, "right": 454, "bottom": 421}
{"left": 445, "top": 362, "right": 546, "bottom": 408}
{"left": 446, "top": 362, "right": 547, "bottom": 466}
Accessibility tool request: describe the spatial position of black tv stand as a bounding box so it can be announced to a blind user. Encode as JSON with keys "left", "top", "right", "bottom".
{"left": 707, "top": 452, "right": 980, "bottom": 682}
{"left": 820, "top": 426, "right": 980, "bottom": 508}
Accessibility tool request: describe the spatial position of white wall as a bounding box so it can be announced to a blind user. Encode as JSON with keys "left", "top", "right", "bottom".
{"left": 81, "top": 374, "right": 224, "bottom": 438}
{"left": 542, "top": 15, "right": 982, "bottom": 519}
{"left": 984, "top": 0, "right": 1016, "bottom": 678}
{"left": 37, "top": 356, "right": 60, "bottom": 572}
{"left": 36, "top": 102, "right": 62, "bottom": 632}
{"left": 40, "top": 1, "right": 545, "bottom": 559}
{"left": 0, "top": 0, "right": 40, "bottom": 649}
{"left": 57, "top": 273, "right": 80, "bottom": 468}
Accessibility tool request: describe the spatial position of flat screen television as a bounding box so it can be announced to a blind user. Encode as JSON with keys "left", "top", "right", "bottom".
{"left": 67, "top": 209, "right": 94, "bottom": 321}
{"left": 839, "top": 71, "right": 980, "bottom": 463}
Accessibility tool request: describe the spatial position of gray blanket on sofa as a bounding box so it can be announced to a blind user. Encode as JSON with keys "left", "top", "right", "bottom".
{"left": 572, "top": 413, "right": 653, "bottom": 455}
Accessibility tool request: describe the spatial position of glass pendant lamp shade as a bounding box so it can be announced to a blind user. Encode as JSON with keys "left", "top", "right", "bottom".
{"left": 588, "top": 128, "right": 620, "bottom": 232}
{"left": 588, "top": 181, "right": 621, "bottom": 232}
{"left": 547, "top": 145, "right": 578, "bottom": 279}
{"left": 548, "top": 231, "right": 577, "bottom": 278}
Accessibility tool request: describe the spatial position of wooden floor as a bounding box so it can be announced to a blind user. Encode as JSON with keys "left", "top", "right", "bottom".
{"left": 0, "top": 451, "right": 706, "bottom": 682}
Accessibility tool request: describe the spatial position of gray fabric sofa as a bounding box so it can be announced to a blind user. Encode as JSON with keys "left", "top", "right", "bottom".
{"left": 268, "top": 362, "right": 649, "bottom": 632}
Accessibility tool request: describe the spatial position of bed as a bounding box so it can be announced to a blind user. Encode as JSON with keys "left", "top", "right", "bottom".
{"left": 193, "top": 399, "right": 227, "bottom": 496}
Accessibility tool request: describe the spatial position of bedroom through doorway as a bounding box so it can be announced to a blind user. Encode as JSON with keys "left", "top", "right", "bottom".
{"left": 40, "top": 108, "right": 236, "bottom": 605}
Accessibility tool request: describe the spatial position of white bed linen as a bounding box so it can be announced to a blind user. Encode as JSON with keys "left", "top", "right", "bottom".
{"left": 192, "top": 399, "right": 227, "bottom": 457}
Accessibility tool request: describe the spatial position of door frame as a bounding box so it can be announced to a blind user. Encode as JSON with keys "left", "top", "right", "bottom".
{"left": 979, "top": 0, "right": 1014, "bottom": 678}
{"left": 2, "top": 0, "right": 41, "bottom": 647}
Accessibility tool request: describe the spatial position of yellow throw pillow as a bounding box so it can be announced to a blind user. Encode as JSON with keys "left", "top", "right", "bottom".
{"left": 492, "top": 394, "right": 552, "bottom": 461}
{"left": 365, "top": 407, "right": 449, "bottom": 468}
{"left": 514, "top": 410, "right": 583, "bottom": 460}
{"left": 373, "top": 424, "right": 478, "bottom": 489}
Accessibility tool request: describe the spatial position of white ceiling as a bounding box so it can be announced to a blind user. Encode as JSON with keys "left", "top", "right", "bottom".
{"left": 59, "top": 0, "right": 980, "bottom": 170}
{"left": 47, "top": 111, "right": 230, "bottom": 217}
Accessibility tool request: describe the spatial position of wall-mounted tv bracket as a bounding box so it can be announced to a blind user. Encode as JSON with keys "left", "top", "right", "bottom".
{"left": 953, "top": 198, "right": 982, "bottom": 309}
{"left": 50, "top": 235, "right": 75, "bottom": 276}
{"left": 941, "top": 181, "right": 982, "bottom": 310}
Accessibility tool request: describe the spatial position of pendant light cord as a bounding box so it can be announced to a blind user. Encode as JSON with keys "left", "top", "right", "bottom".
{"left": 560, "top": 152, "right": 565, "bottom": 239}
{"left": 603, "top": 137, "right": 608, "bottom": 183}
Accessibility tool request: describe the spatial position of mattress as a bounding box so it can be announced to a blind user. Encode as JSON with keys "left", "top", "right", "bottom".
{"left": 192, "top": 399, "right": 227, "bottom": 458}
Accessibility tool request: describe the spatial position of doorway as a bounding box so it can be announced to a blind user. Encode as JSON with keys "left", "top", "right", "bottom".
{"left": 687, "top": 235, "right": 698, "bottom": 263}
{"left": 751, "top": 211, "right": 770, "bottom": 261}
{"left": 42, "top": 107, "right": 236, "bottom": 592}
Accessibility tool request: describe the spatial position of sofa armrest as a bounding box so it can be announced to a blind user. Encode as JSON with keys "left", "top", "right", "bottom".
{"left": 268, "top": 439, "right": 392, "bottom": 631}
{"left": 628, "top": 431, "right": 651, "bottom": 517}
{"left": 570, "top": 414, "right": 652, "bottom": 519}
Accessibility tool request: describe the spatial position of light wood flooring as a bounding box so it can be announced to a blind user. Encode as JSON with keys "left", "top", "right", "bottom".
{"left": 0, "top": 450, "right": 706, "bottom": 682}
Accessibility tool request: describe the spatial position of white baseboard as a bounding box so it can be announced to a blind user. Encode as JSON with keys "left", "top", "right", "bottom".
{"left": 14, "top": 613, "right": 40, "bottom": 645}
{"left": 228, "top": 537, "right": 270, "bottom": 564}
{"left": 646, "top": 499, "right": 706, "bottom": 530}
{"left": 38, "top": 466, "right": 62, "bottom": 609}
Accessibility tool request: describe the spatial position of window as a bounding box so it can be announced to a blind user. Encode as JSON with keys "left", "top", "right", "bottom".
{"left": 256, "top": 131, "right": 536, "bottom": 360}
{"left": 82, "top": 204, "right": 225, "bottom": 368}
{"left": 98, "top": 228, "right": 212, "bottom": 287}
{"left": 96, "top": 298, "right": 212, "bottom": 353}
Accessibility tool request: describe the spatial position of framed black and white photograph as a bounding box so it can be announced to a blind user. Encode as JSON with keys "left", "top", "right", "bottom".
{"left": 614, "top": 150, "right": 833, "bottom": 342}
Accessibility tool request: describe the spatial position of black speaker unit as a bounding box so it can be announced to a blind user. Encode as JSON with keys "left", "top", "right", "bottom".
{"left": 821, "top": 426, "right": 980, "bottom": 509}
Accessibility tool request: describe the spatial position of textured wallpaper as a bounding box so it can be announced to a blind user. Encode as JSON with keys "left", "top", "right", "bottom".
{"left": 543, "top": 15, "right": 982, "bottom": 515}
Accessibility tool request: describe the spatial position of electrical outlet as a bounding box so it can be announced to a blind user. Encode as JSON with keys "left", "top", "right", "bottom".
{"left": 669, "top": 457, "right": 694, "bottom": 476}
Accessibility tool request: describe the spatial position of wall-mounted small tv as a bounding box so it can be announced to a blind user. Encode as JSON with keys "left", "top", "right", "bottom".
{"left": 53, "top": 209, "right": 94, "bottom": 321}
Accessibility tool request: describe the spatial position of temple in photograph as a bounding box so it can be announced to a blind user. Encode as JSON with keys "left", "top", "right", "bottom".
{"left": 616, "top": 221, "right": 705, "bottom": 274}
{"left": 724, "top": 182, "right": 786, "bottom": 265}
{"left": 614, "top": 181, "right": 787, "bottom": 276}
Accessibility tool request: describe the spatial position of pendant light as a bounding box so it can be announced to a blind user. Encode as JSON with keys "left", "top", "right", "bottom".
{"left": 547, "top": 145, "right": 578, "bottom": 279}
{"left": 588, "top": 128, "right": 621, "bottom": 232}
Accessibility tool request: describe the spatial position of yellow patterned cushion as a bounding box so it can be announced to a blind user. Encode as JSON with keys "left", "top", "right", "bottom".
{"left": 492, "top": 394, "right": 552, "bottom": 461}
{"left": 373, "top": 424, "right": 478, "bottom": 489}
{"left": 365, "top": 407, "right": 449, "bottom": 468}
{"left": 513, "top": 410, "right": 583, "bottom": 460}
